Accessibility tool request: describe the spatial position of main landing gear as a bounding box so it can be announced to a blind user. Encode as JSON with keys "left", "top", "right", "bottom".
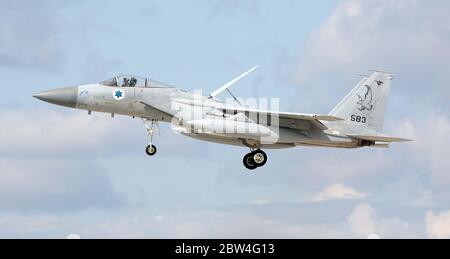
{"left": 243, "top": 150, "right": 268, "bottom": 170}
{"left": 143, "top": 119, "right": 159, "bottom": 157}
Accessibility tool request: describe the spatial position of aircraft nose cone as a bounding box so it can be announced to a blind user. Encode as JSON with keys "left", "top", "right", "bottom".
{"left": 33, "top": 87, "right": 79, "bottom": 108}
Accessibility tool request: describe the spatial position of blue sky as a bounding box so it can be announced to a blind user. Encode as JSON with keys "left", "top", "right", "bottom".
{"left": 1, "top": 0, "right": 450, "bottom": 238}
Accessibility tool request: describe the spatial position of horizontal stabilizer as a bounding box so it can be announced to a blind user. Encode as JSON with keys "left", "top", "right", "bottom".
{"left": 373, "top": 143, "right": 390, "bottom": 148}
{"left": 311, "top": 115, "right": 345, "bottom": 122}
{"left": 348, "top": 134, "right": 412, "bottom": 143}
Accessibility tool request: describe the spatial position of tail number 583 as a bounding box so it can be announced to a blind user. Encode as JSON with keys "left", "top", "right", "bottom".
{"left": 351, "top": 115, "right": 367, "bottom": 124}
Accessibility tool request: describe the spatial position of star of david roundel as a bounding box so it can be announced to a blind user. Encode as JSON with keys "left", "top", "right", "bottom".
{"left": 113, "top": 89, "right": 125, "bottom": 100}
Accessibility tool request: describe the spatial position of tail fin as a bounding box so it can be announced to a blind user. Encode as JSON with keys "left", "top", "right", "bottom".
{"left": 330, "top": 71, "right": 393, "bottom": 132}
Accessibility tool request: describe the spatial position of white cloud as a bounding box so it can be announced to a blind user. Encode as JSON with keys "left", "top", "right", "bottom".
{"left": 0, "top": 108, "right": 209, "bottom": 159}
{"left": 250, "top": 200, "right": 272, "bottom": 205}
{"left": 0, "top": 158, "right": 127, "bottom": 212}
{"left": 310, "top": 183, "right": 367, "bottom": 203}
{"left": 395, "top": 114, "right": 450, "bottom": 186}
{"left": 275, "top": 148, "right": 393, "bottom": 188}
{"left": 0, "top": 107, "right": 215, "bottom": 214}
{"left": 286, "top": 0, "right": 450, "bottom": 217}
{"left": 0, "top": 214, "right": 66, "bottom": 238}
{"left": 294, "top": 0, "right": 450, "bottom": 110}
{"left": 0, "top": 0, "right": 448, "bottom": 239}
{"left": 366, "top": 233, "right": 381, "bottom": 239}
{"left": 297, "top": 0, "right": 450, "bottom": 77}
{"left": 67, "top": 234, "right": 81, "bottom": 239}
{"left": 0, "top": 210, "right": 348, "bottom": 239}
{"left": 347, "top": 203, "right": 421, "bottom": 238}
{"left": 0, "top": 201, "right": 426, "bottom": 239}
{"left": 347, "top": 203, "right": 378, "bottom": 237}
{"left": 0, "top": 109, "right": 142, "bottom": 157}
{"left": 425, "top": 210, "right": 450, "bottom": 239}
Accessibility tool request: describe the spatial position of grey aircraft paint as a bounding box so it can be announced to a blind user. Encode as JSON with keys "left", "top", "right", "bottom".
{"left": 33, "top": 71, "right": 411, "bottom": 170}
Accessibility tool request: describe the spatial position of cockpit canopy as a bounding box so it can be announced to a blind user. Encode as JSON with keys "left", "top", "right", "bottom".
{"left": 100, "top": 75, "right": 174, "bottom": 88}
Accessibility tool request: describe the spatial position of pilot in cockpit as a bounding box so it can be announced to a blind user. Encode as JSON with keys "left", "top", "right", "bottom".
{"left": 130, "top": 77, "right": 138, "bottom": 87}
{"left": 122, "top": 78, "right": 130, "bottom": 87}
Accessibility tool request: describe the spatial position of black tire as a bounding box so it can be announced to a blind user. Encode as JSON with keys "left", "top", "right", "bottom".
{"left": 145, "top": 145, "right": 157, "bottom": 156}
{"left": 252, "top": 150, "right": 267, "bottom": 167}
{"left": 243, "top": 153, "right": 258, "bottom": 170}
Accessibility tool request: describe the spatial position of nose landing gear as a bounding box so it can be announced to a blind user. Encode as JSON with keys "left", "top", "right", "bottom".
{"left": 243, "top": 150, "right": 268, "bottom": 170}
{"left": 143, "top": 118, "right": 159, "bottom": 157}
{"left": 146, "top": 144, "right": 157, "bottom": 156}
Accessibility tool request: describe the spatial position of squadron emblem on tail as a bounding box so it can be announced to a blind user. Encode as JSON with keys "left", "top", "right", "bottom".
{"left": 357, "top": 85, "right": 374, "bottom": 111}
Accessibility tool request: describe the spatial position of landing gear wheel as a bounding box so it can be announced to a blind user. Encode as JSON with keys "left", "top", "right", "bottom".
{"left": 243, "top": 153, "right": 258, "bottom": 170}
{"left": 252, "top": 150, "right": 267, "bottom": 167}
{"left": 146, "top": 145, "right": 157, "bottom": 156}
{"left": 243, "top": 150, "right": 268, "bottom": 170}
{"left": 142, "top": 119, "right": 159, "bottom": 157}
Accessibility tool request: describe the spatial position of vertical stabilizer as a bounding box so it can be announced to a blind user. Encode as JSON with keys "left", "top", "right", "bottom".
{"left": 330, "top": 72, "right": 393, "bottom": 132}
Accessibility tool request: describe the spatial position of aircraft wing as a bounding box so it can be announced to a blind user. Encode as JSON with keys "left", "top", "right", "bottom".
{"left": 347, "top": 134, "right": 412, "bottom": 143}
{"left": 220, "top": 106, "right": 344, "bottom": 131}
{"left": 139, "top": 101, "right": 174, "bottom": 119}
{"left": 171, "top": 98, "right": 343, "bottom": 130}
{"left": 221, "top": 107, "right": 343, "bottom": 121}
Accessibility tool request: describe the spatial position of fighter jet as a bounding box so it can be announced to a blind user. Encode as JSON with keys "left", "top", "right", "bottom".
{"left": 33, "top": 68, "right": 411, "bottom": 170}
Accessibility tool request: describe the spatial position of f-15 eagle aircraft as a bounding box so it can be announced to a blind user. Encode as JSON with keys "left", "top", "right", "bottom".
{"left": 33, "top": 67, "right": 411, "bottom": 170}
